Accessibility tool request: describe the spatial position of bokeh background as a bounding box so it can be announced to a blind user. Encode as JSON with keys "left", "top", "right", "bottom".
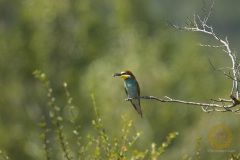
{"left": 1, "top": 0, "right": 240, "bottom": 159}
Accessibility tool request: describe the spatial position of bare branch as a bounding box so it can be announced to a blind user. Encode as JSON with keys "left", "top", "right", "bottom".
{"left": 186, "top": 17, "right": 194, "bottom": 26}
{"left": 125, "top": 96, "right": 240, "bottom": 113}
{"left": 165, "top": 0, "right": 240, "bottom": 114}
{"left": 203, "top": 0, "right": 215, "bottom": 24}
{"left": 209, "top": 98, "right": 232, "bottom": 103}
{"left": 208, "top": 59, "right": 234, "bottom": 80}
{"left": 196, "top": 43, "right": 224, "bottom": 48}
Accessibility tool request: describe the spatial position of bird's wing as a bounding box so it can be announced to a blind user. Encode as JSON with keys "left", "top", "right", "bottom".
{"left": 124, "top": 80, "right": 143, "bottom": 117}
{"left": 136, "top": 80, "right": 140, "bottom": 96}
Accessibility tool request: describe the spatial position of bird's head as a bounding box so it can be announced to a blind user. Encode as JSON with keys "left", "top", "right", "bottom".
{"left": 112, "top": 70, "right": 136, "bottom": 80}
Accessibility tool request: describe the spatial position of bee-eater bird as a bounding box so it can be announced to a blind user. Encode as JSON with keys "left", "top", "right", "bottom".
{"left": 113, "top": 70, "right": 143, "bottom": 117}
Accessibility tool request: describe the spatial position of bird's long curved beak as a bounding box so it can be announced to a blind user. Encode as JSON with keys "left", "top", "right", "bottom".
{"left": 112, "top": 73, "right": 122, "bottom": 77}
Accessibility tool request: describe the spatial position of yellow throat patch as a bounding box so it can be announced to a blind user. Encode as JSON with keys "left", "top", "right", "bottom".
{"left": 121, "top": 75, "right": 130, "bottom": 80}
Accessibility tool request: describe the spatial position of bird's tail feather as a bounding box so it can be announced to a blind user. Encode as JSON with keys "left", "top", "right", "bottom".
{"left": 130, "top": 99, "right": 143, "bottom": 118}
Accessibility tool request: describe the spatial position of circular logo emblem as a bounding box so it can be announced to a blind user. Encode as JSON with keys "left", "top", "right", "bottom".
{"left": 208, "top": 125, "right": 232, "bottom": 149}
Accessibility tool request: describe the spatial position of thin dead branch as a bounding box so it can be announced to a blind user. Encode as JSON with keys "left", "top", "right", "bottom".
{"left": 126, "top": 96, "right": 240, "bottom": 114}
{"left": 164, "top": 0, "right": 240, "bottom": 114}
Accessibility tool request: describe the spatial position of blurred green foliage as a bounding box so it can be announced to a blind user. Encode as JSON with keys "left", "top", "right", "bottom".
{"left": 33, "top": 70, "right": 179, "bottom": 159}
{"left": 1, "top": 0, "right": 240, "bottom": 159}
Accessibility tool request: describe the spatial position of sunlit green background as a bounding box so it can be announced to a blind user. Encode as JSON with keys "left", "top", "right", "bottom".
{"left": 1, "top": 0, "right": 240, "bottom": 159}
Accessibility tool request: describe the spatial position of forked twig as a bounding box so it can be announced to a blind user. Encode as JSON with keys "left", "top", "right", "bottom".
{"left": 165, "top": 0, "right": 240, "bottom": 113}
